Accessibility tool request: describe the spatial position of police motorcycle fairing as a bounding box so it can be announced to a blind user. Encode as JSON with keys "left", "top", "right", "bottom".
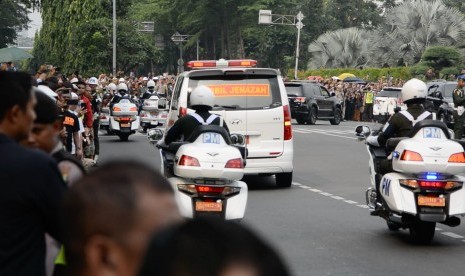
{"left": 148, "top": 125, "right": 248, "bottom": 221}
{"left": 109, "top": 97, "right": 140, "bottom": 141}
{"left": 357, "top": 120, "right": 465, "bottom": 243}
{"left": 140, "top": 95, "right": 169, "bottom": 132}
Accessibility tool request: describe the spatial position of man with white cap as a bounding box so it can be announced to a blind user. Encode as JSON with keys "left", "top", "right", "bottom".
{"left": 88, "top": 77, "right": 101, "bottom": 163}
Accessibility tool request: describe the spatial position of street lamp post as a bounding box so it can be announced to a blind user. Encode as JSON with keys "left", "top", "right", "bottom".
{"left": 112, "top": 0, "right": 116, "bottom": 77}
{"left": 171, "top": 32, "right": 199, "bottom": 74}
{"left": 258, "top": 10, "right": 304, "bottom": 80}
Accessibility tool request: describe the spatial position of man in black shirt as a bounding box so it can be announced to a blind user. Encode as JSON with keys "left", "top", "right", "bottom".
{"left": 62, "top": 93, "right": 82, "bottom": 159}
{"left": 0, "top": 71, "right": 66, "bottom": 276}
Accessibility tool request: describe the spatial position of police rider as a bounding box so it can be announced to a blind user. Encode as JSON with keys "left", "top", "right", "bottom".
{"left": 366, "top": 78, "right": 432, "bottom": 204}
{"left": 110, "top": 83, "right": 130, "bottom": 107}
{"left": 367, "top": 78, "right": 432, "bottom": 148}
{"left": 164, "top": 85, "right": 230, "bottom": 145}
{"left": 142, "top": 80, "right": 156, "bottom": 100}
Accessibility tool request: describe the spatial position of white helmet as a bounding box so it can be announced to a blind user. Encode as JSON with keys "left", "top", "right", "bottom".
{"left": 88, "top": 77, "right": 98, "bottom": 85}
{"left": 401, "top": 78, "right": 427, "bottom": 102}
{"left": 35, "top": 85, "right": 57, "bottom": 101}
{"left": 70, "top": 77, "right": 79, "bottom": 84}
{"left": 119, "top": 78, "right": 125, "bottom": 83}
{"left": 190, "top": 85, "right": 215, "bottom": 109}
{"left": 117, "top": 83, "right": 128, "bottom": 93}
{"left": 107, "top": 83, "right": 117, "bottom": 92}
{"left": 147, "top": 80, "right": 156, "bottom": 89}
{"left": 142, "top": 77, "right": 148, "bottom": 81}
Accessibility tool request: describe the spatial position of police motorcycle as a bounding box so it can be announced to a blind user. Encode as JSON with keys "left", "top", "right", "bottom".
{"left": 100, "top": 89, "right": 115, "bottom": 135}
{"left": 148, "top": 126, "right": 248, "bottom": 221}
{"left": 138, "top": 80, "right": 168, "bottom": 132}
{"left": 356, "top": 120, "right": 465, "bottom": 243}
{"left": 109, "top": 83, "right": 140, "bottom": 141}
{"left": 140, "top": 96, "right": 169, "bottom": 132}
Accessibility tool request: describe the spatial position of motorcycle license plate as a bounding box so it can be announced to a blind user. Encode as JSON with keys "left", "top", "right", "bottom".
{"left": 195, "top": 201, "right": 222, "bottom": 212}
{"left": 150, "top": 111, "right": 158, "bottom": 116}
{"left": 418, "top": 195, "right": 445, "bottom": 207}
{"left": 121, "top": 123, "right": 130, "bottom": 127}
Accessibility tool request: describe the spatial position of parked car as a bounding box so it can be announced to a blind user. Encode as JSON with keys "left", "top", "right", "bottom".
{"left": 372, "top": 87, "right": 405, "bottom": 123}
{"left": 284, "top": 81, "right": 342, "bottom": 125}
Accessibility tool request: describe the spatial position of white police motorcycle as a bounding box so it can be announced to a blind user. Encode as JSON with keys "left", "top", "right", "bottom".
{"left": 148, "top": 126, "right": 248, "bottom": 221}
{"left": 109, "top": 97, "right": 140, "bottom": 141}
{"left": 357, "top": 120, "right": 465, "bottom": 243}
{"left": 139, "top": 95, "right": 168, "bottom": 132}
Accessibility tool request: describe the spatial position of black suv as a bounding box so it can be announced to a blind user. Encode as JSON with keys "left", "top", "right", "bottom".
{"left": 426, "top": 80, "right": 457, "bottom": 127}
{"left": 285, "top": 81, "right": 342, "bottom": 125}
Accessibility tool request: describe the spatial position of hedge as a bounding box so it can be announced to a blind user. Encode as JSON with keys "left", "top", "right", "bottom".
{"left": 289, "top": 67, "right": 414, "bottom": 82}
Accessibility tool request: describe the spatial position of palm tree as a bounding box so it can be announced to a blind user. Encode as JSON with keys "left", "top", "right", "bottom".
{"left": 307, "top": 27, "right": 372, "bottom": 69}
{"left": 370, "top": 0, "right": 465, "bottom": 66}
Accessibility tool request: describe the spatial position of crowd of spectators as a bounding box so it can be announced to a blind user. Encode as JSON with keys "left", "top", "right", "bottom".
{"left": 298, "top": 77, "right": 406, "bottom": 122}
{"left": 1, "top": 69, "right": 291, "bottom": 276}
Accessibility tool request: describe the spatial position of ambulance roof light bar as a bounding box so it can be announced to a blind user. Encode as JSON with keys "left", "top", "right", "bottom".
{"left": 186, "top": 59, "right": 257, "bottom": 69}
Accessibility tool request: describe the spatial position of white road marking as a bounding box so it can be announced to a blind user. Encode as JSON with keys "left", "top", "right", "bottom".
{"left": 294, "top": 129, "right": 357, "bottom": 140}
{"left": 291, "top": 183, "right": 465, "bottom": 243}
{"left": 442, "top": 232, "right": 465, "bottom": 239}
{"left": 310, "top": 129, "right": 354, "bottom": 135}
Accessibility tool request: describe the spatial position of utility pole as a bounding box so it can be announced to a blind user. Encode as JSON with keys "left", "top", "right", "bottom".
{"left": 258, "top": 10, "right": 305, "bottom": 80}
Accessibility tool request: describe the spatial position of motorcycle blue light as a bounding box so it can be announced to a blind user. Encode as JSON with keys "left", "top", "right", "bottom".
{"left": 426, "top": 173, "right": 438, "bottom": 180}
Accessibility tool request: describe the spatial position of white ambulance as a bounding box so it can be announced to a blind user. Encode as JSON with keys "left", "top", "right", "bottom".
{"left": 165, "top": 59, "right": 294, "bottom": 187}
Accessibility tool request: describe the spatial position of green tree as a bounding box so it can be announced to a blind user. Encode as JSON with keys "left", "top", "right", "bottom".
{"left": 0, "top": 0, "right": 30, "bottom": 48}
{"left": 32, "top": 0, "right": 155, "bottom": 75}
{"left": 325, "top": 0, "right": 383, "bottom": 30}
{"left": 421, "top": 46, "right": 461, "bottom": 74}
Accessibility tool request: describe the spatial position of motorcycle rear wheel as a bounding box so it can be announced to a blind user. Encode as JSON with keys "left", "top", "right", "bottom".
{"left": 119, "top": 134, "right": 129, "bottom": 141}
{"left": 386, "top": 219, "right": 400, "bottom": 231}
{"left": 409, "top": 219, "right": 436, "bottom": 244}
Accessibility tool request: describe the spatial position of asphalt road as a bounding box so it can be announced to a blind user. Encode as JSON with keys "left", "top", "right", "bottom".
{"left": 98, "top": 121, "right": 465, "bottom": 276}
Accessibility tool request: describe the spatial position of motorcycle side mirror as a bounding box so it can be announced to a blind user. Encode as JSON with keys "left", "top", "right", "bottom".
{"left": 148, "top": 129, "right": 164, "bottom": 144}
{"left": 158, "top": 98, "right": 167, "bottom": 110}
{"left": 355, "top": 125, "right": 371, "bottom": 137}
{"left": 230, "top": 134, "right": 245, "bottom": 145}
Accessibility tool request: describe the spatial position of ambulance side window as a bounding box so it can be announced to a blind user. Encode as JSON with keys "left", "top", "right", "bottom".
{"left": 171, "top": 76, "right": 184, "bottom": 110}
